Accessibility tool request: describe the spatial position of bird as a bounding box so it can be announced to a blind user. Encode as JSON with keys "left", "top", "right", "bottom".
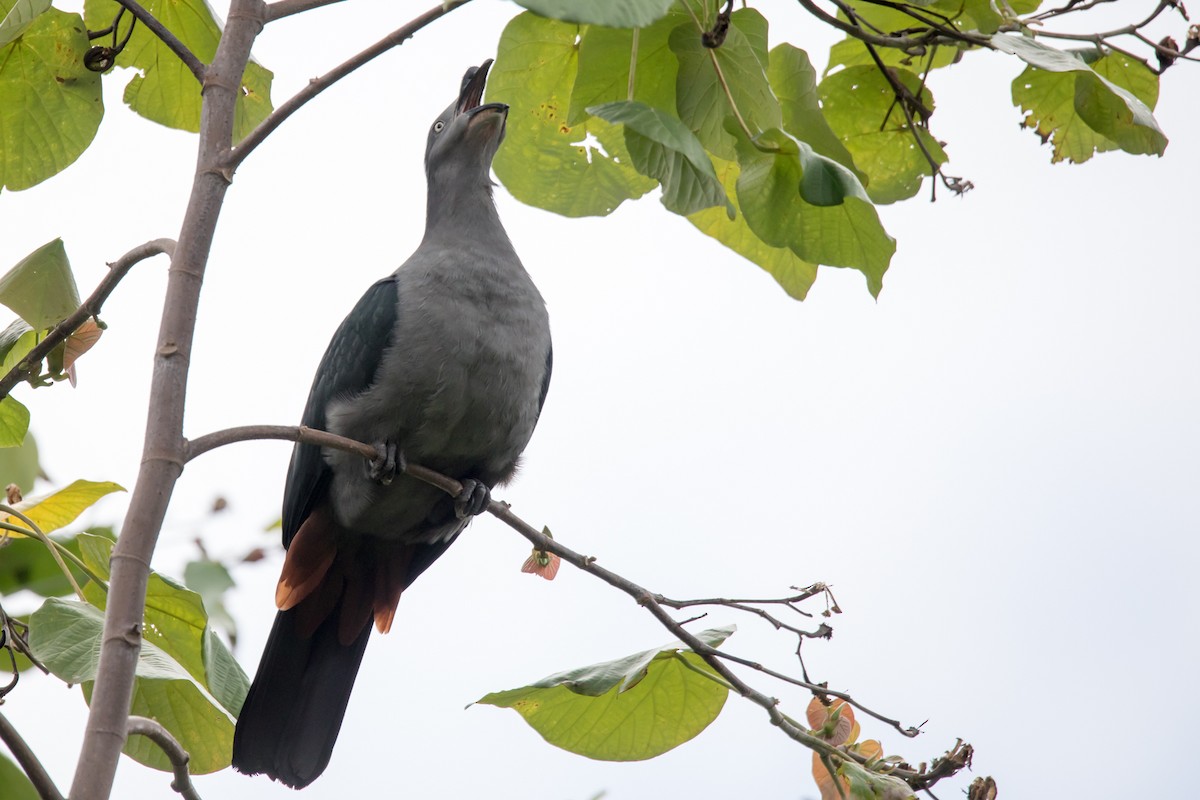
{"left": 231, "top": 59, "right": 552, "bottom": 789}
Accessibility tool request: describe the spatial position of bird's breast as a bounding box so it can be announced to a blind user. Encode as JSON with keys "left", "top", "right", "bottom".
{"left": 323, "top": 253, "right": 549, "bottom": 537}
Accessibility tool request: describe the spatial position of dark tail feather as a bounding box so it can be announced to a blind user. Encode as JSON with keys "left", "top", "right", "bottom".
{"left": 232, "top": 603, "right": 371, "bottom": 788}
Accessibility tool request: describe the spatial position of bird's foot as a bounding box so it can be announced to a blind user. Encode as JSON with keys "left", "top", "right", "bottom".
{"left": 368, "top": 440, "right": 406, "bottom": 485}
{"left": 454, "top": 479, "right": 491, "bottom": 519}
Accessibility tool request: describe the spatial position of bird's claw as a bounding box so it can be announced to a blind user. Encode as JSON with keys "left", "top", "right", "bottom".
{"left": 454, "top": 479, "right": 491, "bottom": 519}
{"left": 368, "top": 441, "right": 405, "bottom": 485}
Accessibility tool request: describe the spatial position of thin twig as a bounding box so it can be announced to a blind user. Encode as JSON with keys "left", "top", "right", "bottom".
{"left": 266, "top": 0, "right": 347, "bottom": 22}
{"left": 225, "top": 0, "right": 474, "bottom": 170}
{"left": 112, "top": 0, "right": 207, "bottom": 82}
{"left": 0, "top": 239, "right": 175, "bottom": 403}
{"left": 125, "top": 717, "right": 202, "bottom": 800}
{"left": 0, "top": 510, "right": 86, "bottom": 601}
{"left": 183, "top": 422, "right": 970, "bottom": 790}
{"left": 0, "top": 711, "right": 65, "bottom": 800}
{"left": 184, "top": 424, "right": 374, "bottom": 462}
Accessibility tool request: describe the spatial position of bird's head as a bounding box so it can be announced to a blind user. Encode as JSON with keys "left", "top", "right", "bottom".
{"left": 424, "top": 59, "right": 508, "bottom": 184}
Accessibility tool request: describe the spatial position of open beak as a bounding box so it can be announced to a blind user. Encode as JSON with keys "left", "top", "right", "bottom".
{"left": 457, "top": 58, "right": 508, "bottom": 122}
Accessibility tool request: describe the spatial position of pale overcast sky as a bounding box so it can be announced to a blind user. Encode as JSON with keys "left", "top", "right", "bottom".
{"left": 2, "top": 1, "right": 1197, "bottom": 798}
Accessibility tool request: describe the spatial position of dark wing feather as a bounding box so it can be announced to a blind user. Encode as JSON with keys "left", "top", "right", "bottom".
{"left": 537, "top": 342, "right": 552, "bottom": 415}
{"left": 282, "top": 276, "right": 400, "bottom": 547}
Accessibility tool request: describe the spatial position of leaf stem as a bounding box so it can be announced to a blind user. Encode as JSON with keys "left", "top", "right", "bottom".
{"left": 111, "top": 0, "right": 207, "bottom": 82}
{"left": 627, "top": 26, "right": 639, "bottom": 102}
{"left": 0, "top": 239, "right": 175, "bottom": 403}
{"left": 0, "top": 512, "right": 86, "bottom": 601}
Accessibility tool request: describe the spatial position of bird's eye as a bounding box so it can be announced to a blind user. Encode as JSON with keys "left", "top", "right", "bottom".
{"left": 433, "top": 121, "right": 445, "bottom": 133}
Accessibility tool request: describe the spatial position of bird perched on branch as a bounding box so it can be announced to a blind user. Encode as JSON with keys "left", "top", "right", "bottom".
{"left": 231, "top": 59, "right": 552, "bottom": 789}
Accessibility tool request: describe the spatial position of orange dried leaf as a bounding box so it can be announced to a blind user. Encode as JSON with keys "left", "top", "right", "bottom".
{"left": 807, "top": 697, "right": 856, "bottom": 745}
{"left": 812, "top": 751, "right": 849, "bottom": 800}
{"left": 521, "top": 549, "right": 560, "bottom": 580}
{"left": 63, "top": 318, "right": 102, "bottom": 370}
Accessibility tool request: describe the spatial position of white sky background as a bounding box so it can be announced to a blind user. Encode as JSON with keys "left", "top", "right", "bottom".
{"left": 1, "top": 0, "right": 1198, "bottom": 797}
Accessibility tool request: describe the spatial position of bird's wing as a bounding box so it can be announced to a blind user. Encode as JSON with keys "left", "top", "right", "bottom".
{"left": 282, "top": 276, "right": 400, "bottom": 548}
{"left": 537, "top": 342, "right": 553, "bottom": 416}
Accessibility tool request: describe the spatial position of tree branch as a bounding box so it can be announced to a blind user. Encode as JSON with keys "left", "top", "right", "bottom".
{"left": 183, "top": 422, "right": 974, "bottom": 791}
{"left": 224, "top": 0, "right": 474, "bottom": 171}
{"left": 0, "top": 711, "right": 65, "bottom": 800}
{"left": 112, "top": 0, "right": 207, "bottom": 82}
{"left": 125, "top": 716, "right": 202, "bottom": 800}
{"left": 185, "top": 423, "right": 374, "bottom": 462}
{"left": 265, "top": 0, "right": 347, "bottom": 22}
{"left": 0, "top": 238, "right": 175, "bottom": 403}
{"left": 68, "top": 3, "right": 266, "bottom": 798}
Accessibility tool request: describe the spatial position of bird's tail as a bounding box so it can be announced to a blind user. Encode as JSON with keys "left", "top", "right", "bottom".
{"left": 231, "top": 602, "right": 371, "bottom": 788}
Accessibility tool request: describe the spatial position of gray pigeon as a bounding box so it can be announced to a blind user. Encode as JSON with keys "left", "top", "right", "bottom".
{"left": 232, "top": 59, "right": 552, "bottom": 788}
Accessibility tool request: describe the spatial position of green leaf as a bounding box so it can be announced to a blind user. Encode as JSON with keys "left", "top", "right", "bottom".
{"left": 0, "top": 321, "right": 39, "bottom": 385}
{"left": 477, "top": 626, "right": 733, "bottom": 761}
{"left": 77, "top": 534, "right": 248, "bottom": 717}
{"left": 587, "top": 100, "right": 727, "bottom": 215}
{"left": 491, "top": 12, "right": 656, "bottom": 217}
{"left": 0, "top": 532, "right": 89, "bottom": 598}
{"left": 819, "top": 65, "right": 947, "bottom": 203}
{"left": 827, "top": 37, "right": 962, "bottom": 73}
{"left": 689, "top": 156, "right": 818, "bottom": 300}
{"left": 839, "top": 759, "right": 917, "bottom": 799}
{"left": 0, "top": 239, "right": 80, "bottom": 331}
{"left": 29, "top": 598, "right": 236, "bottom": 774}
{"left": 567, "top": 8, "right": 687, "bottom": 126}
{"left": 184, "top": 559, "right": 238, "bottom": 646}
{"left": 83, "top": 0, "right": 273, "bottom": 142}
{"left": 0, "top": 5, "right": 103, "bottom": 190}
{"left": 513, "top": 0, "right": 676, "bottom": 27}
{"left": 669, "top": 9, "right": 781, "bottom": 159}
{"left": 0, "top": 0, "right": 50, "bottom": 46}
{"left": 994, "top": 34, "right": 1166, "bottom": 162}
{"left": 0, "top": 429, "right": 39, "bottom": 493}
{"left": 768, "top": 44, "right": 860, "bottom": 177}
{"left": 0, "top": 396, "right": 29, "bottom": 448}
{"left": 2, "top": 479, "right": 124, "bottom": 537}
{"left": 0, "top": 751, "right": 40, "bottom": 800}
{"left": 733, "top": 126, "right": 893, "bottom": 296}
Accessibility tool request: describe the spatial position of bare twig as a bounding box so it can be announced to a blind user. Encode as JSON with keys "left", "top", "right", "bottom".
{"left": 112, "top": 0, "right": 207, "bottom": 82}
{"left": 125, "top": 717, "right": 202, "bottom": 800}
{"left": 0, "top": 239, "right": 175, "bottom": 403}
{"left": 0, "top": 711, "right": 65, "bottom": 800}
{"left": 225, "top": 0, "right": 474, "bottom": 170}
{"left": 184, "top": 422, "right": 971, "bottom": 791}
{"left": 266, "top": 0, "right": 347, "bottom": 22}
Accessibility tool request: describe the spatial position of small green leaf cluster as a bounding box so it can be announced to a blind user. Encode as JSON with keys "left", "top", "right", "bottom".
{"left": 496, "top": 0, "right": 1170, "bottom": 299}
{"left": 493, "top": 4, "right": 894, "bottom": 299}
{"left": 3, "top": 508, "right": 249, "bottom": 776}
{"left": 0, "top": 0, "right": 273, "bottom": 191}
{"left": 0, "top": 239, "right": 92, "bottom": 445}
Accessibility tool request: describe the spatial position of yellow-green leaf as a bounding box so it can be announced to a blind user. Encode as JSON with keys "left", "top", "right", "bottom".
{"left": 0, "top": 395, "right": 29, "bottom": 448}
{"left": 0, "top": 5, "right": 103, "bottom": 190}
{"left": 83, "top": 0, "right": 272, "bottom": 141}
{"left": 478, "top": 626, "right": 733, "bottom": 761}
{"left": 491, "top": 12, "right": 656, "bottom": 217}
{"left": 2, "top": 479, "right": 124, "bottom": 536}
{"left": 688, "top": 156, "right": 817, "bottom": 300}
